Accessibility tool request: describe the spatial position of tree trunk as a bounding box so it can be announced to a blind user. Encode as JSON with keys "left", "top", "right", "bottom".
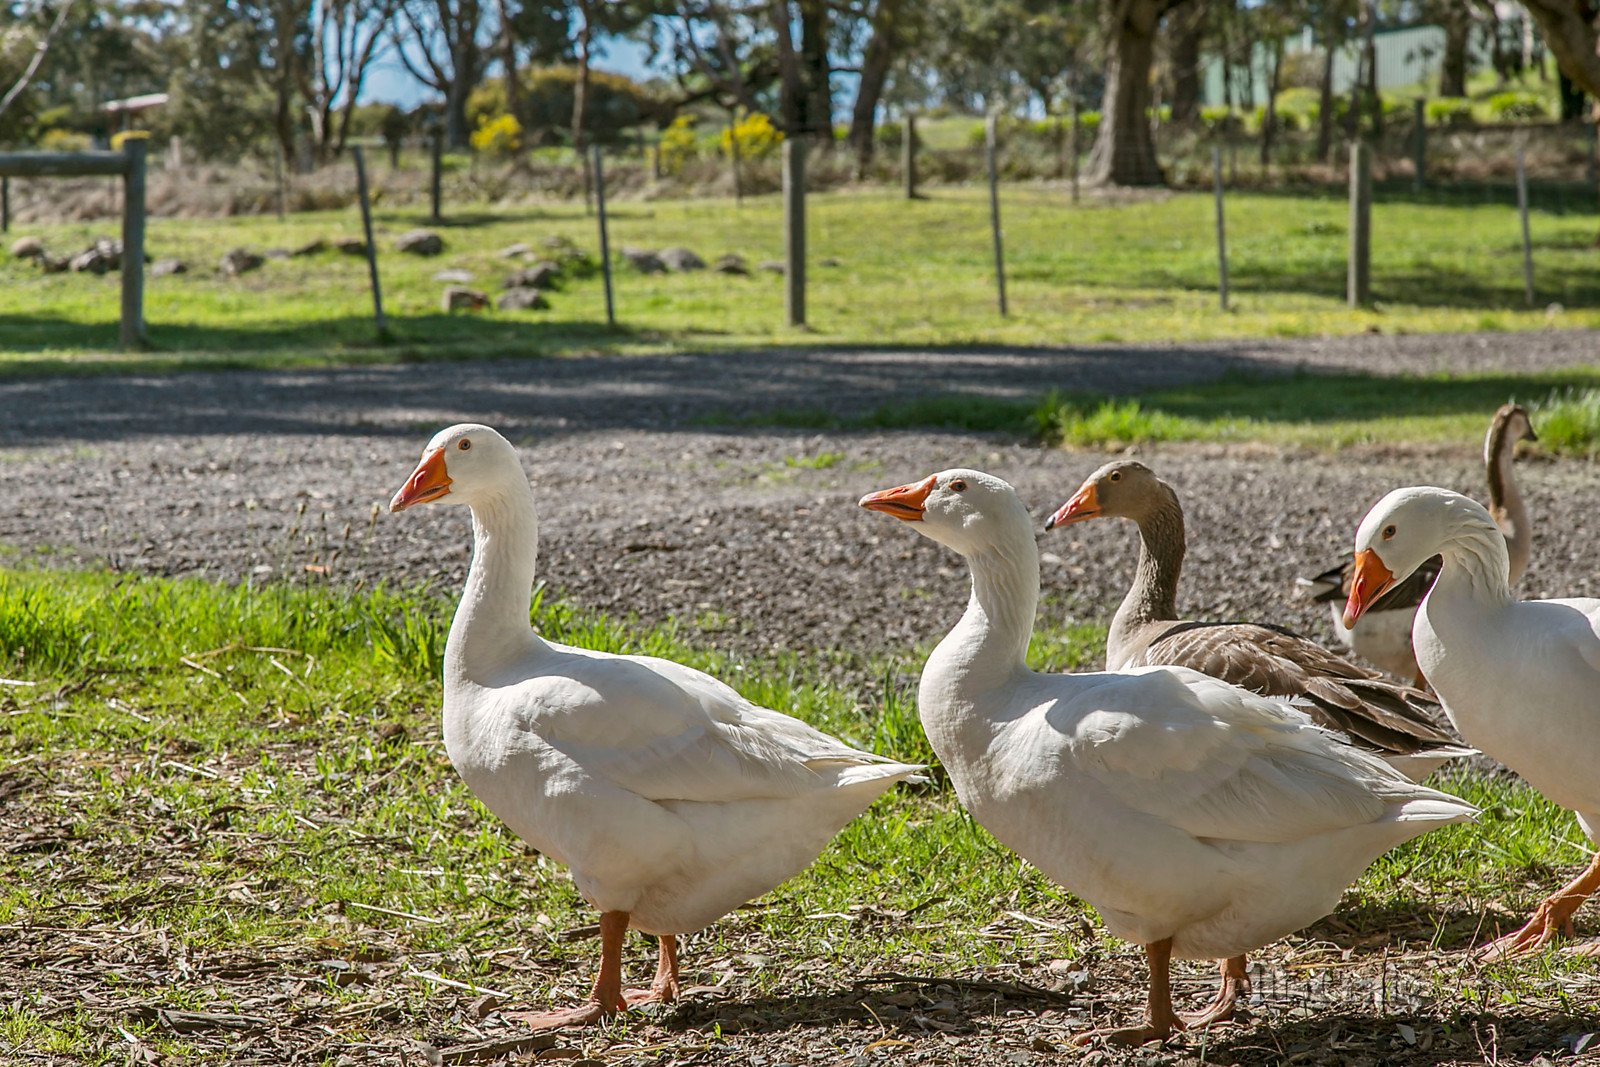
{"left": 572, "top": 1, "right": 593, "bottom": 210}
{"left": 1260, "top": 37, "right": 1283, "bottom": 167}
{"left": 1168, "top": 0, "right": 1205, "bottom": 124}
{"left": 847, "top": 0, "right": 901, "bottom": 175}
{"left": 497, "top": 0, "right": 521, "bottom": 123}
{"left": 1440, "top": 6, "right": 1472, "bottom": 96}
{"left": 1522, "top": 0, "right": 1600, "bottom": 99}
{"left": 1363, "top": 7, "right": 1380, "bottom": 138}
{"left": 1087, "top": 0, "right": 1180, "bottom": 186}
{"left": 799, "top": 0, "right": 831, "bottom": 139}
{"left": 1559, "top": 69, "right": 1587, "bottom": 120}
{"left": 1316, "top": 34, "right": 1335, "bottom": 160}
{"left": 769, "top": 0, "right": 803, "bottom": 135}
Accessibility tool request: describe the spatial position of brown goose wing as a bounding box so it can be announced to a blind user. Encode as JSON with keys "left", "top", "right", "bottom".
{"left": 1126, "top": 620, "right": 1459, "bottom": 755}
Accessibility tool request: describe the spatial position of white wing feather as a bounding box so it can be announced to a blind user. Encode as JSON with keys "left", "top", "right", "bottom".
{"left": 1049, "top": 667, "right": 1452, "bottom": 845}
{"left": 512, "top": 646, "right": 910, "bottom": 803}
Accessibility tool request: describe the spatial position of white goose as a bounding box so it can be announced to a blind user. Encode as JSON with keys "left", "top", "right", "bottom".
{"left": 1302, "top": 403, "right": 1537, "bottom": 684}
{"left": 391, "top": 424, "right": 923, "bottom": 1028}
{"left": 1346, "top": 486, "right": 1600, "bottom": 959}
{"left": 860, "top": 469, "right": 1477, "bottom": 1044}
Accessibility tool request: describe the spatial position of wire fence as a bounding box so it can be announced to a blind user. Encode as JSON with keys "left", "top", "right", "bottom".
{"left": 4, "top": 121, "right": 1600, "bottom": 351}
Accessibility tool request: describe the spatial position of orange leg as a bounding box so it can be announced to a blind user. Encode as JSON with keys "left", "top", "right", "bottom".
{"left": 1179, "top": 955, "right": 1248, "bottom": 1029}
{"left": 1478, "top": 851, "right": 1600, "bottom": 962}
{"left": 624, "top": 934, "right": 679, "bottom": 1007}
{"left": 504, "top": 910, "right": 631, "bottom": 1030}
{"left": 1072, "top": 938, "right": 1181, "bottom": 1047}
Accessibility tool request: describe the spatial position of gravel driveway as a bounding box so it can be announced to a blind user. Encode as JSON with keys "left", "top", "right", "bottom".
{"left": 1, "top": 331, "right": 1597, "bottom": 672}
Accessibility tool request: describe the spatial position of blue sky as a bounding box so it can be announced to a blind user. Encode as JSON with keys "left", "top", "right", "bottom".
{"left": 362, "top": 33, "right": 657, "bottom": 108}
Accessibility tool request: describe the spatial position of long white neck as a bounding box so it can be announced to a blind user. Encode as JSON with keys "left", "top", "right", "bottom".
{"left": 1485, "top": 433, "right": 1531, "bottom": 585}
{"left": 1426, "top": 512, "right": 1516, "bottom": 611}
{"left": 445, "top": 478, "right": 548, "bottom": 687}
{"left": 925, "top": 521, "right": 1040, "bottom": 702}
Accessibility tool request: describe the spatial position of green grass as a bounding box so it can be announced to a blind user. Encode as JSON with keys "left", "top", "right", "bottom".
{"left": 708, "top": 367, "right": 1600, "bottom": 455}
{"left": 0, "top": 566, "right": 1592, "bottom": 1058}
{"left": 3, "top": 184, "right": 1599, "bottom": 376}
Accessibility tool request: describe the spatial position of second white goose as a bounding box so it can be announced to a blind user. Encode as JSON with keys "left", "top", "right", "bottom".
{"left": 861, "top": 468, "right": 1476, "bottom": 1044}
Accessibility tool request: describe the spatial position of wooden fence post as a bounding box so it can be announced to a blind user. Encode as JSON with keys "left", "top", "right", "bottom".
{"left": 1412, "top": 98, "right": 1426, "bottom": 192}
{"left": 1213, "top": 145, "right": 1228, "bottom": 311}
{"left": 1516, "top": 145, "right": 1534, "bottom": 307}
{"left": 1347, "top": 141, "right": 1371, "bottom": 308}
{"left": 986, "top": 114, "right": 1008, "bottom": 317}
{"left": 429, "top": 129, "right": 443, "bottom": 223}
{"left": 593, "top": 145, "right": 615, "bottom": 328}
{"left": 783, "top": 138, "right": 806, "bottom": 328}
{"left": 903, "top": 114, "right": 917, "bottom": 200}
{"left": 352, "top": 146, "right": 388, "bottom": 341}
{"left": 120, "top": 139, "right": 148, "bottom": 349}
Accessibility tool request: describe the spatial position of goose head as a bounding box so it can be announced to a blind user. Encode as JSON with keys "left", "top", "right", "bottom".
{"left": 858, "top": 468, "right": 1033, "bottom": 556}
{"left": 390, "top": 423, "right": 523, "bottom": 512}
{"left": 1344, "top": 486, "right": 1495, "bottom": 628}
{"left": 1486, "top": 402, "right": 1537, "bottom": 466}
{"left": 1043, "top": 460, "right": 1175, "bottom": 530}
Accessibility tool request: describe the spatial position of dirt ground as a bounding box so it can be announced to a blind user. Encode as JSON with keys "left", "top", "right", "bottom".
{"left": 3, "top": 334, "right": 1600, "bottom": 1065}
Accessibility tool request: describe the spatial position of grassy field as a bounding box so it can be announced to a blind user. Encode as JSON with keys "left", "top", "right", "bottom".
{"left": 2, "top": 184, "right": 1599, "bottom": 375}
{"left": 2, "top": 566, "right": 1598, "bottom": 1063}
{"left": 703, "top": 366, "right": 1600, "bottom": 455}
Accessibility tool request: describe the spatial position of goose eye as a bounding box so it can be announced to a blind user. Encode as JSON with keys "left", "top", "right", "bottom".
{"left": 1109, "top": 471, "right": 1122, "bottom": 482}
{"left": 949, "top": 479, "right": 967, "bottom": 493}
{"left": 1382, "top": 524, "right": 1396, "bottom": 540}
{"left": 458, "top": 439, "right": 472, "bottom": 451}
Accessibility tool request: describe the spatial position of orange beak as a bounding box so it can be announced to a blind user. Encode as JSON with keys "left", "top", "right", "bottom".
{"left": 1342, "top": 548, "right": 1396, "bottom": 629}
{"left": 390, "top": 449, "right": 453, "bottom": 512}
{"left": 1044, "top": 481, "right": 1099, "bottom": 530}
{"left": 858, "top": 474, "right": 937, "bottom": 521}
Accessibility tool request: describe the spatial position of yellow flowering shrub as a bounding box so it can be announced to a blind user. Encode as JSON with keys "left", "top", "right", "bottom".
{"left": 719, "top": 111, "right": 782, "bottom": 160}
{"left": 658, "top": 115, "right": 698, "bottom": 172}
{"left": 470, "top": 113, "right": 522, "bottom": 156}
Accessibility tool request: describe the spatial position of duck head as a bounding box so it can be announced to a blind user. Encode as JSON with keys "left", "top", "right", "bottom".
{"left": 390, "top": 423, "right": 523, "bottom": 512}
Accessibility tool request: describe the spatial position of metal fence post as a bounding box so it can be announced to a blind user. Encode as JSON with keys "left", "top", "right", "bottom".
{"left": 903, "top": 114, "right": 917, "bottom": 200}
{"left": 429, "top": 130, "right": 443, "bottom": 223}
{"left": 593, "top": 145, "right": 615, "bottom": 328}
{"left": 1347, "top": 141, "right": 1371, "bottom": 308}
{"left": 1213, "top": 145, "right": 1229, "bottom": 311}
{"left": 1516, "top": 145, "right": 1534, "bottom": 307}
{"left": 1412, "top": 98, "right": 1426, "bottom": 192}
{"left": 120, "top": 139, "right": 147, "bottom": 349}
{"left": 986, "top": 114, "right": 1008, "bottom": 317}
{"left": 783, "top": 138, "right": 806, "bottom": 328}
{"left": 352, "top": 146, "right": 388, "bottom": 341}
{"left": 1, "top": 177, "right": 8, "bottom": 233}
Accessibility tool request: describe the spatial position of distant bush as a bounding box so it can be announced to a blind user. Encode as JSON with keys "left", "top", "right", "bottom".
{"left": 110, "top": 129, "right": 151, "bottom": 151}
{"left": 1200, "top": 105, "right": 1242, "bottom": 134}
{"left": 1484, "top": 91, "right": 1548, "bottom": 122}
{"left": 467, "top": 66, "right": 666, "bottom": 145}
{"left": 659, "top": 114, "right": 698, "bottom": 172}
{"left": 38, "top": 128, "right": 91, "bottom": 151}
{"left": 875, "top": 120, "right": 902, "bottom": 149}
{"left": 1276, "top": 87, "right": 1321, "bottom": 129}
{"left": 719, "top": 111, "right": 782, "bottom": 161}
{"left": 470, "top": 113, "right": 522, "bottom": 156}
{"left": 1426, "top": 98, "right": 1475, "bottom": 127}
